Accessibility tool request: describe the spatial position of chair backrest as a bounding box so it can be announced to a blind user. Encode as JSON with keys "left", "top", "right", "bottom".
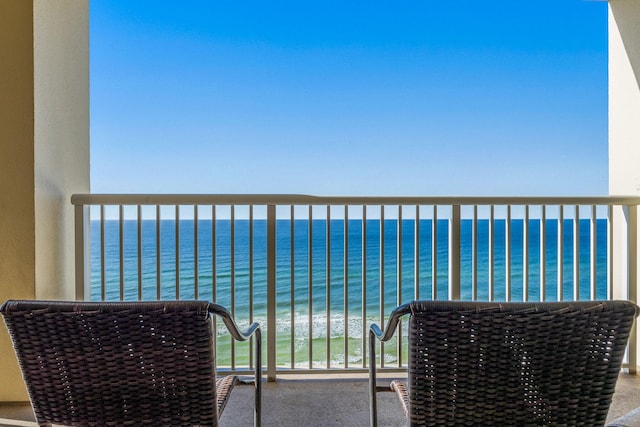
{"left": 404, "top": 300, "right": 638, "bottom": 426}
{"left": 1, "top": 300, "right": 220, "bottom": 427}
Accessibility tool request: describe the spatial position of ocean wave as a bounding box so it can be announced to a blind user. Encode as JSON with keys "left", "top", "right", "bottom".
{"left": 214, "top": 312, "right": 409, "bottom": 342}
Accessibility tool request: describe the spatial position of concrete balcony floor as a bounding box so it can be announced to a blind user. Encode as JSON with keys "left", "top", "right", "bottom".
{"left": 1, "top": 373, "right": 639, "bottom": 426}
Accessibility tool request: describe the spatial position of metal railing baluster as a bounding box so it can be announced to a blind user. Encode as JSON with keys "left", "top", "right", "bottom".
{"left": 558, "top": 206, "right": 564, "bottom": 301}
{"left": 540, "top": 206, "right": 547, "bottom": 302}
{"left": 212, "top": 205, "right": 217, "bottom": 303}
{"left": 156, "top": 205, "right": 160, "bottom": 300}
{"left": 100, "top": 204, "right": 105, "bottom": 301}
{"left": 119, "top": 205, "right": 124, "bottom": 301}
{"left": 432, "top": 206, "right": 438, "bottom": 300}
{"left": 414, "top": 205, "right": 420, "bottom": 301}
{"left": 591, "top": 205, "right": 597, "bottom": 300}
{"left": 267, "top": 204, "right": 277, "bottom": 381}
{"left": 397, "top": 205, "right": 402, "bottom": 366}
{"left": 344, "top": 206, "right": 349, "bottom": 369}
{"left": 212, "top": 205, "right": 217, "bottom": 355}
{"left": 194, "top": 205, "right": 199, "bottom": 299}
{"left": 250, "top": 205, "right": 254, "bottom": 370}
{"left": 627, "top": 205, "right": 638, "bottom": 374}
{"left": 608, "top": 205, "right": 613, "bottom": 300}
{"left": 450, "top": 205, "right": 461, "bottom": 301}
{"left": 231, "top": 205, "right": 236, "bottom": 369}
{"left": 524, "top": 205, "right": 529, "bottom": 302}
{"left": 361, "top": 206, "right": 367, "bottom": 369}
{"left": 379, "top": 206, "right": 385, "bottom": 368}
{"left": 506, "top": 206, "right": 511, "bottom": 302}
{"left": 290, "top": 205, "right": 295, "bottom": 369}
{"left": 175, "top": 205, "right": 180, "bottom": 300}
{"left": 308, "top": 205, "right": 313, "bottom": 370}
{"left": 472, "top": 205, "right": 478, "bottom": 301}
{"left": 326, "top": 205, "right": 331, "bottom": 369}
{"left": 489, "top": 205, "right": 494, "bottom": 301}
{"left": 74, "top": 203, "right": 89, "bottom": 301}
{"left": 574, "top": 205, "right": 580, "bottom": 301}
{"left": 137, "top": 205, "right": 142, "bottom": 301}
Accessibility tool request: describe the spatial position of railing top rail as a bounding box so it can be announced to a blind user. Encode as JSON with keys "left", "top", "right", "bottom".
{"left": 71, "top": 194, "right": 640, "bottom": 206}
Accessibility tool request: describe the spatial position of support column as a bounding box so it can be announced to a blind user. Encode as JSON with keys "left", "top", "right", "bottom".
{"left": 609, "top": 0, "right": 640, "bottom": 373}
{"left": 0, "top": 0, "right": 89, "bottom": 401}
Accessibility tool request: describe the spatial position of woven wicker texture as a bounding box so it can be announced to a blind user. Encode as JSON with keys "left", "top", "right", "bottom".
{"left": 215, "top": 376, "right": 238, "bottom": 417}
{"left": 1, "top": 300, "right": 234, "bottom": 427}
{"left": 401, "top": 301, "right": 638, "bottom": 427}
{"left": 390, "top": 380, "right": 409, "bottom": 418}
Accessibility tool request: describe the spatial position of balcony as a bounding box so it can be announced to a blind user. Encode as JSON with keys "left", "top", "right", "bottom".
{"left": 2, "top": 0, "right": 640, "bottom": 423}
{"left": 1, "top": 193, "right": 640, "bottom": 425}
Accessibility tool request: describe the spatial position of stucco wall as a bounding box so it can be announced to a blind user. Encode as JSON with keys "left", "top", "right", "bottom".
{"left": 609, "top": 0, "right": 640, "bottom": 195}
{"left": 0, "top": 0, "right": 89, "bottom": 402}
{"left": 0, "top": 0, "right": 36, "bottom": 403}
{"left": 34, "top": 0, "right": 90, "bottom": 301}
{"left": 609, "top": 0, "right": 640, "bottom": 372}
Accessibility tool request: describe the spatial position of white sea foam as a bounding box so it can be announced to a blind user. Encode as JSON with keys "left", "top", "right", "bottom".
{"left": 214, "top": 311, "right": 407, "bottom": 367}
{"left": 217, "top": 312, "right": 408, "bottom": 340}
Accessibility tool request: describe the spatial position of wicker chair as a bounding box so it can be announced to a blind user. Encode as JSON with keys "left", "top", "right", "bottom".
{"left": 369, "top": 300, "right": 639, "bottom": 427}
{"left": 1, "top": 300, "right": 261, "bottom": 427}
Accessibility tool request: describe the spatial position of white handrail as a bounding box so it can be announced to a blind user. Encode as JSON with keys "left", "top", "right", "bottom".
{"left": 72, "top": 194, "right": 640, "bottom": 206}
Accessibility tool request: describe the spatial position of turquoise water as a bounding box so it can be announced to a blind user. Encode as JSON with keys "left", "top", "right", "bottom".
{"left": 90, "top": 218, "right": 608, "bottom": 367}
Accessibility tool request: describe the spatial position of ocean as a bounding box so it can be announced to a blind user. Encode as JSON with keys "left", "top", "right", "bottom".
{"left": 90, "top": 218, "right": 608, "bottom": 368}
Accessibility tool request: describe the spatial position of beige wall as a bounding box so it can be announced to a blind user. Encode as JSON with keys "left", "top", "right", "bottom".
{"left": 34, "top": 0, "right": 90, "bottom": 300}
{"left": 609, "top": 0, "right": 640, "bottom": 372}
{"left": 0, "top": 0, "right": 37, "bottom": 403}
{"left": 609, "top": 0, "right": 640, "bottom": 195}
{"left": 0, "top": 0, "right": 89, "bottom": 401}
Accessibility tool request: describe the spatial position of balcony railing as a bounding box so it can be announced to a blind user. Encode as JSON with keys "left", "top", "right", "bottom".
{"left": 72, "top": 194, "right": 640, "bottom": 380}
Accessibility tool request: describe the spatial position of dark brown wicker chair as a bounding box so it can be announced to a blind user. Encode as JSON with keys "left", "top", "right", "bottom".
{"left": 1, "top": 300, "right": 261, "bottom": 427}
{"left": 369, "top": 300, "right": 638, "bottom": 427}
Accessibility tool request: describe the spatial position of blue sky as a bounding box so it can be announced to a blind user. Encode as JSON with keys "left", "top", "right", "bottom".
{"left": 90, "top": 0, "right": 608, "bottom": 196}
